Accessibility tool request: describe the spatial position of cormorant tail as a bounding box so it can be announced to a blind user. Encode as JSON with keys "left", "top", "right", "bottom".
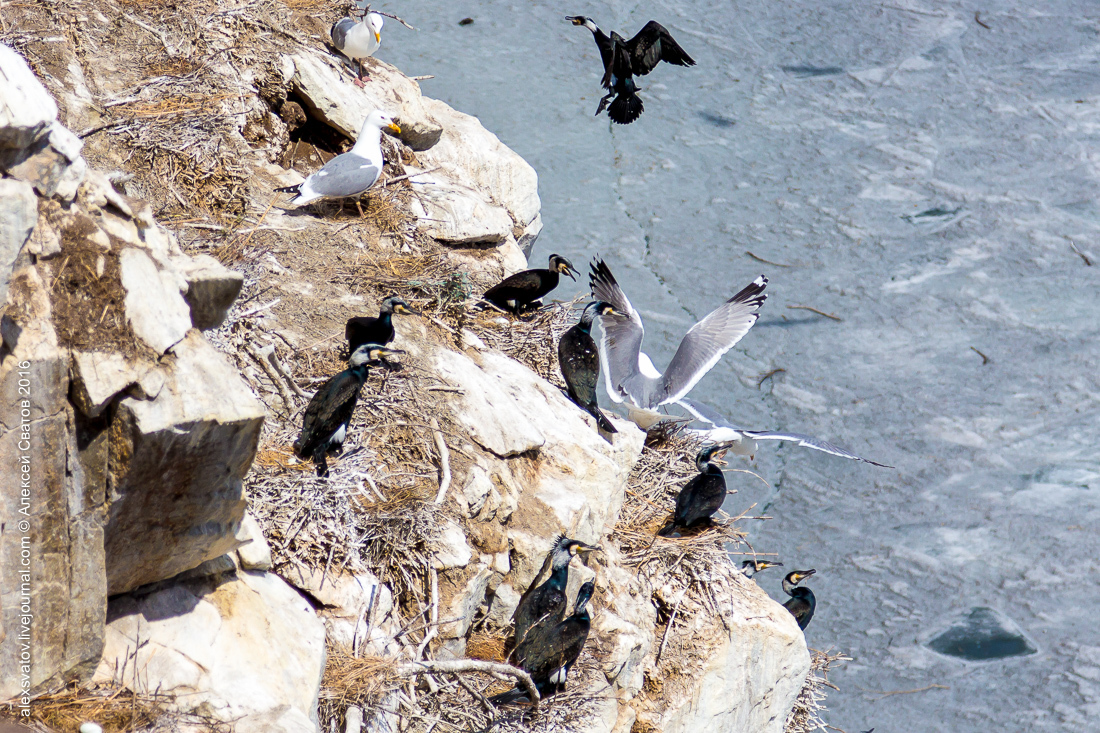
{"left": 607, "top": 92, "right": 643, "bottom": 124}
{"left": 489, "top": 687, "right": 529, "bottom": 705}
{"left": 274, "top": 183, "right": 302, "bottom": 194}
{"left": 657, "top": 522, "right": 676, "bottom": 537}
{"left": 589, "top": 405, "right": 618, "bottom": 434}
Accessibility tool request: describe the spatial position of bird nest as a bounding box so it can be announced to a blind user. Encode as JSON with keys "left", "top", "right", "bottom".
{"left": 784, "top": 648, "right": 851, "bottom": 733}
{"left": 17, "top": 681, "right": 229, "bottom": 733}
{"left": 466, "top": 296, "right": 586, "bottom": 387}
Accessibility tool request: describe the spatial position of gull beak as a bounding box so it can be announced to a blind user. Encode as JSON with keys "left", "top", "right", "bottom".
{"left": 387, "top": 122, "right": 402, "bottom": 134}
{"left": 374, "top": 31, "right": 381, "bottom": 43}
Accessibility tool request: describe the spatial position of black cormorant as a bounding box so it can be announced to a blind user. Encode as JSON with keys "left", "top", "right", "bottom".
{"left": 740, "top": 560, "right": 783, "bottom": 579}
{"left": 558, "top": 301, "right": 618, "bottom": 434}
{"left": 658, "top": 444, "right": 730, "bottom": 536}
{"left": 497, "top": 580, "right": 595, "bottom": 702}
{"left": 345, "top": 296, "right": 420, "bottom": 354}
{"left": 566, "top": 16, "right": 695, "bottom": 124}
{"left": 293, "top": 343, "right": 402, "bottom": 476}
{"left": 782, "top": 569, "right": 817, "bottom": 630}
{"left": 511, "top": 535, "right": 597, "bottom": 655}
{"left": 482, "top": 254, "right": 578, "bottom": 314}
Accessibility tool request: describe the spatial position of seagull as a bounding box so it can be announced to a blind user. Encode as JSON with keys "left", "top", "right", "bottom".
{"left": 588, "top": 258, "right": 767, "bottom": 420}
{"left": 274, "top": 110, "right": 400, "bottom": 209}
{"left": 566, "top": 16, "right": 695, "bottom": 124}
{"left": 676, "top": 397, "right": 891, "bottom": 467}
{"left": 331, "top": 11, "right": 384, "bottom": 87}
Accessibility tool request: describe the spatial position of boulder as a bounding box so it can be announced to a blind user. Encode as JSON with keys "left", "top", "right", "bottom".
{"left": 0, "top": 43, "right": 57, "bottom": 149}
{"left": 118, "top": 248, "right": 192, "bottom": 355}
{"left": 1, "top": 121, "right": 87, "bottom": 201}
{"left": 406, "top": 168, "right": 515, "bottom": 245}
{"left": 0, "top": 178, "right": 37, "bottom": 305}
{"left": 104, "top": 331, "right": 265, "bottom": 595}
{"left": 70, "top": 350, "right": 153, "bottom": 418}
{"left": 235, "top": 512, "right": 273, "bottom": 571}
{"left": 93, "top": 570, "right": 326, "bottom": 729}
{"left": 171, "top": 253, "right": 244, "bottom": 330}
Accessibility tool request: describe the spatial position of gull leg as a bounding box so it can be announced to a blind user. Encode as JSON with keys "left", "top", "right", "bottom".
{"left": 356, "top": 199, "right": 366, "bottom": 218}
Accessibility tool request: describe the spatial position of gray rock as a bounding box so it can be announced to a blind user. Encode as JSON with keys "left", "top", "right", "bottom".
{"left": 1, "top": 122, "right": 87, "bottom": 201}
{"left": 0, "top": 44, "right": 57, "bottom": 149}
{"left": 171, "top": 253, "right": 244, "bottom": 330}
{"left": 0, "top": 178, "right": 37, "bottom": 304}
{"left": 104, "top": 331, "right": 265, "bottom": 595}
{"left": 70, "top": 350, "right": 153, "bottom": 418}
{"left": 235, "top": 512, "right": 273, "bottom": 571}
{"left": 118, "top": 247, "right": 192, "bottom": 354}
{"left": 407, "top": 168, "right": 514, "bottom": 244}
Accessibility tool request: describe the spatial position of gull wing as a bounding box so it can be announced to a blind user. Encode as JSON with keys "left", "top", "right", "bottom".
{"left": 657, "top": 276, "right": 767, "bottom": 405}
{"left": 306, "top": 153, "right": 381, "bottom": 199}
{"left": 589, "top": 259, "right": 645, "bottom": 404}
{"left": 627, "top": 21, "right": 696, "bottom": 76}
{"left": 331, "top": 18, "right": 354, "bottom": 51}
{"left": 741, "top": 431, "right": 892, "bottom": 467}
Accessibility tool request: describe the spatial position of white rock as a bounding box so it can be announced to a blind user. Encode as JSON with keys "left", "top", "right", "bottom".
{"left": 407, "top": 169, "right": 515, "bottom": 245}
{"left": 94, "top": 571, "right": 326, "bottom": 726}
{"left": 235, "top": 513, "right": 273, "bottom": 571}
{"left": 0, "top": 44, "right": 58, "bottom": 149}
{"left": 119, "top": 247, "right": 192, "bottom": 354}
{"left": 485, "top": 581, "right": 521, "bottom": 629}
{"left": 0, "top": 178, "right": 37, "bottom": 304}
{"left": 461, "top": 465, "right": 494, "bottom": 516}
{"left": 432, "top": 519, "right": 474, "bottom": 569}
{"left": 439, "top": 564, "right": 493, "bottom": 639}
{"left": 235, "top": 705, "right": 318, "bottom": 733}
{"left": 171, "top": 253, "right": 244, "bottom": 330}
{"left": 281, "top": 565, "right": 394, "bottom": 651}
{"left": 70, "top": 350, "right": 153, "bottom": 418}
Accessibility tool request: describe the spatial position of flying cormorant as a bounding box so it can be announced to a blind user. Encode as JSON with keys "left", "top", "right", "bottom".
{"left": 782, "top": 569, "right": 817, "bottom": 630}
{"left": 275, "top": 110, "right": 401, "bottom": 208}
{"left": 658, "top": 444, "right": 731, "bottom": 536}
{"left": 566, "top": 16, "right": 695, "bottom": 124}
{"left": 558, "top": 301, "right": 618, "bottom": 434}
{"left": 497, "top": 580, "right": 595, "bottom": 703}
{"left": 331, "top": 12, "right": 384, "bottom": 86}
{"left": 293, "top": 343, "right": 402, "bottom": 476}
{"left": 511, "top": 535, "right": 597, "bottom": 655}
{"left": 483, "top": 254, "right": 579, "bottom": 314}
{"left": 588, "top": 258, "right": 767, "bottom": 423}
{"left": 740, "top": 560, "right": 783, "bottom": 579}
{"left": 345, "top": 296, "right": 421, "bottom": 354}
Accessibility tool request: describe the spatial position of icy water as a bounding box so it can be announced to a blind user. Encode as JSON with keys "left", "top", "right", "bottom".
{"left": 384, "top": 1, "right": 1100, "bottom": 730}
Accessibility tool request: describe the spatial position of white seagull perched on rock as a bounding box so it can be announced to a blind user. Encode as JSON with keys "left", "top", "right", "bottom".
{"left": 331, "top": 11, "right": 384, "bottom": 87}
{"left": 588, "top": 257, "right": 767, "bottom": 425}
{"left": 275, "top": 110, "right": 400, "bottom": 209}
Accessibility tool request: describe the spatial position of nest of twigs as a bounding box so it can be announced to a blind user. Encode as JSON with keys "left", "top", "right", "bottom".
{"left": 466, "top": 296, "right": 585, "bottom": 386}
{"left": 20, "top": 682, "right": 229, "bottom": 733}
{"left": 784, "top": 648, "right": 851, "bottom": 733}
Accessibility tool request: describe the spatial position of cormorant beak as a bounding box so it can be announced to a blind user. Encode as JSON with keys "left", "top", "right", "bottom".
{"left": 575, "top": 542, "right": 599, "bottom": 556}
{"left": 798, "top": 569, "right": 817, "bottom": 582}
{"left": 713, "top": 449, "right": 729, "bottom": 466}
{"left": 562, "top": 264, "right": 578, "bottom": 281}
{"left": 387, "top": 122, "right": 402, "bottom": 134}
{"left": 397, "top": 305, "right": 423, "bottom": 316}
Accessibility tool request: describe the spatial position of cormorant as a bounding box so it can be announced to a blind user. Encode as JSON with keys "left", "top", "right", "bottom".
{"left": 658, "top": 444, "right": 731, "bottom": 536}
{"left": 331, "top": 12, "right": 384, "bottom": 87}
{"left": 482, "top": 254, "right": 579, "bottom": 314}
{"left": 275, "top": 110, "right": 401, "bottom": 207}
{"left": 345, "top": 296, "right": 421, "bottom": 354}
{"left": 566, "top": 16, "right": 695, "bottom": 124}
{"left": 782, "top": 569, "right": 817, "bottom": 630}
{"left": 293, "top": 343, "right": 402, "bottom": 476}
{"left": 558, "top": 301, "right": 618, "bottom": 434}
{"left": 740, "top": 560, "right": 783, "bottom": 579}
{"left": 497, "top": 580, "right": 595, "bottom": 703}
{"left": 589, "top": 258, "right": 768, "bottom": 421}
{"left": 511, "top": 535, "right": 597, "bottom": 655}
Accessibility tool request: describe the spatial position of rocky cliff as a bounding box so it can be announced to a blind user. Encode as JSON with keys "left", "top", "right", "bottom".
{"left": 0, "top": 2, "right": 813, "bottom": 731}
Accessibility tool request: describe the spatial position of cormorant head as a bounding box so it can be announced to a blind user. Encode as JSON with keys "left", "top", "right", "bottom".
{"left": 565, "top": 16, "right": 597, "bottom": 31}
{"left": 381, "top": 296, "right": 421, "bottom": 316}
{"left": 550, "top": 534, "right": 598, "bottom": 568}
{"left": 573, "top": 579, "right": 596, "bottom": 616}
{"left": 696, "top": 444, "right": 729, "bottom": 471}
{"left": 349, "top": 343, "right": 405, "bottom": 367}
{"left": 549, "top": 254, "right": 578, "bottom": 281}
{"left": 782, "top": 569, "right": 816, "bottom": 593}
{"left": 741, "top": 559, "right": 783, "bottom": 578}
{"left": 367, "top": 12, "right": 384, "bottom": 42}
{"left": 366, "top": 109, "right": 402, "bottom": 135}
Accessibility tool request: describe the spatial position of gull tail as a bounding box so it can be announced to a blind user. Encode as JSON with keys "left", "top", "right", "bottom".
{"left": 274, "top": 183, "right": 302, "bottom": 194}
{"left": 607, "top": 92, "right": 643, "bottom": 124}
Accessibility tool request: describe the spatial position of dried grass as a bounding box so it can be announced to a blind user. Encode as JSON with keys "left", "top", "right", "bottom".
{"left": 22, "top": 682, "right": 228, "bottom": 733}
{"left": 467, "top": 296, "right": 585, "bottom": 385}
{"left": 784, "top": 648, "right": 851, "bottom": 733}
{"left": 318, "top": 645, "right": 400, "bottom": 730}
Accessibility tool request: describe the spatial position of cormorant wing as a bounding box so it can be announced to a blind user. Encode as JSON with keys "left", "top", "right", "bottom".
{"left": 592, "top": 28, "right": 616, "bottom": 81}
{"left": 331, "top": 17, "right": 354, "bottom": 51}
{"left": 298, "top": 371, "right": 363, "bottom": 455}
{"left": 656, "top": 276, "right": 767, "bottom": 405}
{"left": 588, "top": 259, "right": 645, "bottom": 404}
{"left": 741, "top": 430, "right": 892, "bottom": 467}
{"left": 601, "top": 34, "right": 632, "bottom": 90}
{"left": 305, "top": 153, "right": 381, "bottom": 199}
{"left": 626, "top": 21, "right": 696, "bottom": 76}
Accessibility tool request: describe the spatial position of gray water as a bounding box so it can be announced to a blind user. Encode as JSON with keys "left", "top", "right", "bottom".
{"left": 384, "top": 2, "right": 1100, "bottom": 730}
